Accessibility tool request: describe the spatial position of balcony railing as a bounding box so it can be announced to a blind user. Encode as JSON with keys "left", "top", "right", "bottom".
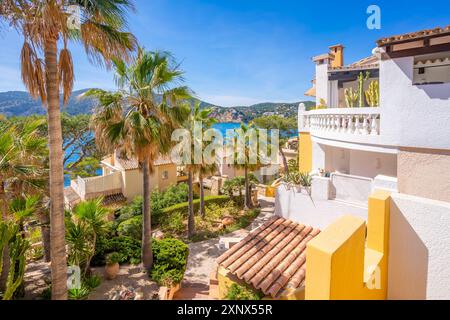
{"left": 301, "top": 107, "right": 380, "bottom": 136}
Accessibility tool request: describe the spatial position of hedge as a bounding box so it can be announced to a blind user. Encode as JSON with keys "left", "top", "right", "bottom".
{"left": 151, "top": 238, "right": 189, "bottom": 286}
{"left": 162, "top": 195, "right": 230, "bottom": 216}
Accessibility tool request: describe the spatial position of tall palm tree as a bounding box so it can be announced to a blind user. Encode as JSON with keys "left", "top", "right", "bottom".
{"left": 89, "top": 49, "right": 191, "bottom": 270}
{"left": 233, "top": 123, "right": 265, "bottom": 210}
{"left": 252, "top": 115, "right": 297, "bottom": 175}
{"left": 184, "top": 102, "right": 216, "bottom": 236}
{"left": 0, "top": 0, "right": 136, "bottom": 300}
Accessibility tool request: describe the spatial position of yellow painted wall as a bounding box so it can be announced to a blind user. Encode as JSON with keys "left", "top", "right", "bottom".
{"left": 299, "top": 132, "right": 312, "bottom": 173}
{"left": 305, "top": 191, "right": 391, "bottom": 300}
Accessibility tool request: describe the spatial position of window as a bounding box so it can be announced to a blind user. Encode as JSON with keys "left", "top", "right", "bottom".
{"left": 162, "top": 171, "right": 169, "bottom": 180}
{"left": 413, "top": 52, "right": 450, "bottom": 85}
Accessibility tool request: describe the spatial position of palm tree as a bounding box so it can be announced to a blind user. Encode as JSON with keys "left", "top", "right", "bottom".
{"left": 197, "top": 163, "right": 218, "bottom": 219}
{"left": 0, "top": 0, "right": 136, "bottom": 300}
{"left": 72, "top": 198, "right": 108, "bottom": 275}
{"left": 0, "top": 119, "right": 47, "bottom": 289}
{"left": 233, "top": 123, "right": 265, "bottom": 210}
{"left": 184, "top": 102, "right": 216, "bottom": 236}
{"left": 252, "top": 115, "right": 297, "bottom": 175}
{"left": 89, "top": 49, "right": 191, "bottom": 270}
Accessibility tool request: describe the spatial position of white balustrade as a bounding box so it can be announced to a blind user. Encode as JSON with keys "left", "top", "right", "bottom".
{"left": 301, "top": 108, "right": 380, "bottom": 137}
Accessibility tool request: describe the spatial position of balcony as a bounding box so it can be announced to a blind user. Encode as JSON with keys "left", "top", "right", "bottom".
{"left": 299, "top": 106, "right": 396, "bottom": 153}
{"left": 70, "top": 171, "right": 123, "bottom": 201}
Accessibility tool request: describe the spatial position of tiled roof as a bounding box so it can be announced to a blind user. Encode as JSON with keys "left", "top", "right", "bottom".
{"left": 102, "top": 193, "right": 127, "bottom": 206}
{"left": 116, "top": 154, "right": 173, "bottom": 170}
{"left": 216, "top": 217, "right": 320, "bottom": 298}
{"left": 331, "top": 55, "right": 379, "bottom": 71}
{"left": 377, "top": 25, "right": 450, "bottom": 46}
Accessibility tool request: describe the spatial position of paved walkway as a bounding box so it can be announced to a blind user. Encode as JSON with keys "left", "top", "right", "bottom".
{"left": 173, "top": 197, "right": 275, "bottom": 300}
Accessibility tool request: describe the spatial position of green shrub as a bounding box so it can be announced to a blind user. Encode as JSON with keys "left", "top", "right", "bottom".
{"left": 225, "top": 283, "right": 263, "bottom": 300}
{"left": 106, "top": 252, "right": 121, "bottom": 265}
{"left": 151, "top": 238, "right": 189, "bottom": 286}
{"left": 163, "top": 195, "right": 230, "bottom": 216}
{"left": 92, "top": 236, "right": 141, "bottom": 266}
{"left": 117, "top": 216, "right": 142, "bottom": 240}
{"left": 68, "top": 286, "right": 91, "bottom": 300}
{"left": 115, "top": 196, "right": 143, "bottom": 224}
{"left": 84, "top": 275, "right": 102, "bottom": 289}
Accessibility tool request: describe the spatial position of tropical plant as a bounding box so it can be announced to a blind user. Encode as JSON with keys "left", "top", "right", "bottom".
{"left": 357, "top": 71, "right": 371, "bottom": 107}
{"left": 89, "top": 49, "right": 191, "bottom": 270}
{"left": 252, "top": 115, "right": 297, "bottom": 175}
{"left": 0, "top": 118, "right": 47, "bottom": 289}
{"left": 1, "top": 0, "right": 137, "bottom": 300}
{"left": 225, "top": 283, "right": 263, "bottom": 300}
{"left": 344, "top": 87, "right": 358, "bottom": 108}
{"left": 183, "top": 102, "right": 218, "bottom": 226}
{"left": 0, "top": 222, "right": 30, "bottom": 300}
{"left": 365, "top": 80, "right": 380, "bottom": 107}
{"left": 299, "top": 172, "right": 312, "bottom": 187}
{"left": 72, "top": 198, "right": 109, "bottom": 274}
{"left": 231, "top": 124, "right": 266, "bottom": 209}
{"left": 316, "top": 98, "right": 328, "bottom": 110}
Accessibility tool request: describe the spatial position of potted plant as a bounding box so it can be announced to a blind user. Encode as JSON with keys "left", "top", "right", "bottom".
{"left": 299, "top": 173, "right": 312, "bottom": 195}
{"left": 105, "top": 252, "right": 121, "bottom": 280}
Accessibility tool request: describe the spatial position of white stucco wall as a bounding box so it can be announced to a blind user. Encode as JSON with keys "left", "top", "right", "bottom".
{"left": 274, "top": 184, "right": 368, "bottom": 230}
{"left": 380, "top": 56, "right": 450, "bottom": 150}
{"left": 388, "top": 192, "right": 450, "bottom": 300}
{"left": 315, "top": 63, "right": 329, "bottom": 105}
{"left": 312, "top": 141, "right": 326, "bottom": 173}
{"left": 349, "top": 149, "right": 397, "bottom": 178}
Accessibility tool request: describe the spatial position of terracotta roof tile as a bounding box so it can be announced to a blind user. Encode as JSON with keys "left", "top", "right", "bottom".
{"left": 331, "top": 55, "right": 379, "bottom": 71}
{"left": 116, "top": 154, "right": 173, "bottom": 170}
{"left": 102, "top": 193, "right": 127, "bottom": 206}
{"left": 216, "top": 217, "right": 320, "bottom": 298}
{"left": 377, "top": 25, "right": 450, "bottom": 46}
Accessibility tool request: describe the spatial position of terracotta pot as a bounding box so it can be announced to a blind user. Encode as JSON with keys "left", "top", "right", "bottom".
{"left": 105, "top": 263, "right": 120, "bottom": 280}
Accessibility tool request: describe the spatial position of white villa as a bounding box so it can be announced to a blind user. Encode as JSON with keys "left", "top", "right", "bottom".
{"left": 64, "top": 152, "right": 186, "bottom": 208}
{"left": 273, "top": 25, "right": 450, "bottom": 299}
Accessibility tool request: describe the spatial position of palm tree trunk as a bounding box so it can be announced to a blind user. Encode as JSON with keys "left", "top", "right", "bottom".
{"left": 280, "top": 149, "right": 289, "bottom": 175}
{"left": 37, "top": 210, "right": 51, "bottom": 262}
{"left": 44, "top": 38, "right": 68, "bottom": 300}
{"left": 187, "top": 168, "right": 195, "bottom": 238}
{"left": 0, "top": 181, "right": 9, "bottom": 291}
{"left": 199, "top": 173, "right": 206, "bottom": 220}
{"left": 142, "top": 158, "right": 153, "bottom": 271}
{"left": 244, "top": 167, "right": 250, "bottom": 210}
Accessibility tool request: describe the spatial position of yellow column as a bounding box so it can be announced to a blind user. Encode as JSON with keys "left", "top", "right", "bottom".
{"left": 305, "top": 191, "right": 391, "bottom": 300}
{"left": 299, "top": 132, "right": 312, "bottom": 173}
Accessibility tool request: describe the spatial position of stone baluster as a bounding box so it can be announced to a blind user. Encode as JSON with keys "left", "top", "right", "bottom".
{"left": 355, "top": 116, "right": 361, "bottom": 135}
{"left": 346, "top": 115, "right": 353, "bottom": 134}
{"left": 371, "top": 115, "right": 379, "bottom": 135}
{"left": 362, "top": 115, "right": 370, "bottom": 135}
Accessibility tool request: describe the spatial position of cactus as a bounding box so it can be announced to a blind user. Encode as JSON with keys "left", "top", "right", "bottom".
{"left": 344, "top": 88, "right": 358, "bottom": 108}
{"left": 357, "top": 71, "right": 370, "bottom": 107}
{"left": 0, "top": 222, "right": 29, "bottom": 300}
{"left": 365, "top": 80, "right": 379, "bottom": 107}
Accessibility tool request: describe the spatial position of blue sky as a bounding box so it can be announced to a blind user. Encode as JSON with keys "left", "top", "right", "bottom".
{"left": 0, "top": 0, "right": 449, "bottom": 106}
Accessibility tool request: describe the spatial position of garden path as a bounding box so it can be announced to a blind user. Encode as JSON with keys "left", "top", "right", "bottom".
{"left": 173, "top": 196, "right": 275, "bottom": 300}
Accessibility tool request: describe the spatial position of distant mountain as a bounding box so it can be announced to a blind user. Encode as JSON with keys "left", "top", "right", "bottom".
{"left": 0, "top": 89, "right": 96, "bottom": 117}
{"left": 0, "top": 89, "right": 314, "bottom": 122}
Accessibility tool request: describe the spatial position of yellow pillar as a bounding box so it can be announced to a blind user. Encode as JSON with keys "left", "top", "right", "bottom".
{"left": 305, "top": 191, "right": 391, "bottom": 300}
{"left": 299, "top": 132, "right": 312, "bottom": 173}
